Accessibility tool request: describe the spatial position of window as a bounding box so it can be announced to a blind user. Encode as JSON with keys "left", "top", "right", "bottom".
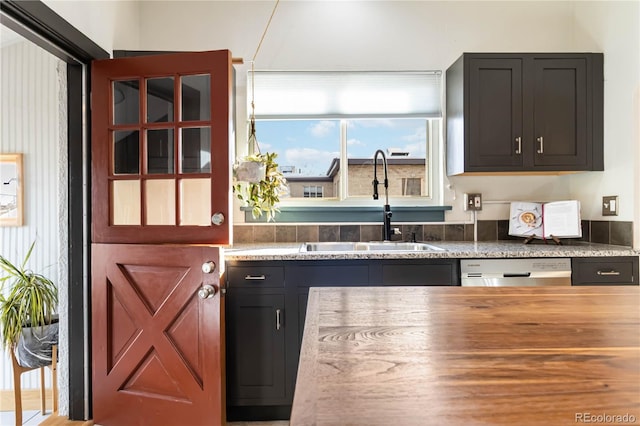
{"left": 249, "top": 71, "right": 442, "bottom": 205}
{"left": 303, "top": 185, "right": 324, "bottom": 198}
{"left": 402, "top": 178, "right": 422, "bottom": 196}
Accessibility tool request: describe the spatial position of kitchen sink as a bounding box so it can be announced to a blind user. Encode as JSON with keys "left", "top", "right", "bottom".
{"left": 301, "top": 242, "right": 359, "bottom": 252}
{"left": 360, "top": 242, "right": 445, "bottom": 251}
{"left": 300, "top": 241, "right": 445, "bottom": 252}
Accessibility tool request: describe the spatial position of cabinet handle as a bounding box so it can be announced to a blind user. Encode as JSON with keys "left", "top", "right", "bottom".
{"left": 276, "top": 309, "right": 282, "bottom": 330}
{"left": 515, "top": 137, "right": 522, "bottom": 154}
{"left": 597, "top": 270, "right": 621, "bottom": 276}
{"left": 536, "top": 136, "right": 544, "bottom": 154}
{"left": 244, "top": 274, "right": 266, "bottom": 280}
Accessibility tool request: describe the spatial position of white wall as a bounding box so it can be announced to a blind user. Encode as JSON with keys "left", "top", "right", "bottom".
{"left": 571, "top": 1, "right": 640, "bottom": 247}
{"left": 44, "top": 1, "right": 637, "bottom": 236}
{"left": 0, "top": 38, "right": 66, "bottom": 401}
{"left": 43, "top": 0, "right": 140, "bottom": 54}
{"left": 130, "top": 0, "right": 634, "bottom": 226}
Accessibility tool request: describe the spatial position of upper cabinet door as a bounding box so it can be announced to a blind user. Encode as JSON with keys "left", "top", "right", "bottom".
{"left": 467, "top": 58, "right": 524, "bottom": 169}
{"left": 91, "top": 50, "right": 233, "bottom": 244}
{"left": 532, "top": 58, "right": 588, "bottom": 168}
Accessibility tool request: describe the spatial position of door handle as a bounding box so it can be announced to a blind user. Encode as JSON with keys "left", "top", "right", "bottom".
{"left": 202, "top": 261, "right": 216, "bottom": 274}
{"left": 211, "top": 212, "right": 225, "bottom": 226}
{"left": 276, "top": 308, "right": 282, "bottom": 331}
{"left": 198, "top": 284, "right": 217, "bottom": 299}
{"left": 515, "top": 137, "right": 522, "bottom": 154}
{"left": 596, "top": 270, "right": 621, "bottom": 276}
{"left": 536, "top": 136, "right": 544, "bottom": 154}
{"left": 244, "top": 275, "right": 266, "bottom": 280}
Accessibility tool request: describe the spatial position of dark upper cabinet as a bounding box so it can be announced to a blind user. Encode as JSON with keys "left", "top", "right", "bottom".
{"left": 446, "top": 53, "right": 603, "bottom": 175}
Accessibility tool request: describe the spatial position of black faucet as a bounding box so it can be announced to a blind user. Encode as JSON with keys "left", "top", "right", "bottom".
{"left": 372, "top": 149, "right": 392, "bottom": 241}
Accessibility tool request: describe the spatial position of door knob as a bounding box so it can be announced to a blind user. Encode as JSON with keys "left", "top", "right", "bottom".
{"left": 198, "top": 284, "right": 217, "bottom": 299}
{"left": 211, "top": 212, "right": 225, "bottom": 226}
{"left": 202, "top": 261, "right": 216, "bottom": 274}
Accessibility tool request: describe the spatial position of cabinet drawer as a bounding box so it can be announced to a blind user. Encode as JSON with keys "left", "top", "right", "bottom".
{"left": 227, "top": 265, "right": 285, "bottom": 288}
{"left": 572, "top": 257, "right": 638, "bottom": 285}
{"left": 381, "top": 263, "right": 457, "bottom": 286}
{"left": 289, "top": 262, "right": 369, "bottom": 288}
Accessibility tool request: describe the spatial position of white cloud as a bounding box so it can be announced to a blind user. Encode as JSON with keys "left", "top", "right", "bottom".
{"left": 347, "top": 138, "right": 365, "bottom": 146}
{"left": 255, "top": 139, "right": 272, "bottom": 151}
{"left": 402, "top": 125, "right": 427, "bottom": 143}
{"left": 284, "top": 147, "right": 339, "bottom": 175}
{"left": 309, "top": 120, "right": 336, "bottom": 138}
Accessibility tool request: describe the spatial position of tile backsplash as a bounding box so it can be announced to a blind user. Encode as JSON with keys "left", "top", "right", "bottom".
{"left": 233, "top": 220, "right": 634, "bottom": 247}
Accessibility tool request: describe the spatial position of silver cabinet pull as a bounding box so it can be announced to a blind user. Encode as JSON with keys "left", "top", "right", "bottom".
{"left": 537, "top": 136, "right": 544, "bottom": 154}
{"left": 276, "top": 308, "right": 282, "bottom": 330}
{"left": 515, "top": 137, "right": 522, "bottom": 154}
{"left": 244, "top": 274, "right": 266, "bottom": 280}
{"left": 597, "top": 270, "right": 621, "bottom": 276}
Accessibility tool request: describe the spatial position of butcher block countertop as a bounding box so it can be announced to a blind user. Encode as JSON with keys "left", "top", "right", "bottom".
{"left": 290, "top": 286, "right": 640, "bottom": 425}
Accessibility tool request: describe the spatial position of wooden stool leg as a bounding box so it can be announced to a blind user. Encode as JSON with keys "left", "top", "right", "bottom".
{"left": 11, "top": 350, "right": 24, "bottom": 426}
{"left": 52, "top": 344, "right": 58, "bottom": 413}
{"left": 40, "top": 366, "right": 46, "bottom": 414}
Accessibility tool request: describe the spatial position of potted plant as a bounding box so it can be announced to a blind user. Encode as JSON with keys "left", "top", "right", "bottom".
{"left": 0, "top": 241, "right": 58, "bottom": 368}
{"left": 233, "top": 151, "right": 287, "bottom": 222}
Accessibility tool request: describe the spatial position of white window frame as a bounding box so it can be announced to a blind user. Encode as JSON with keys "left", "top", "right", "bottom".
{"left": 247, "top": 71, "right": 444, "bottom": 208}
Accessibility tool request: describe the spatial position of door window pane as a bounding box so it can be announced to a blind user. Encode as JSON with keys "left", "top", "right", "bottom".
{"left": 112, "top": 180, "right": 140, "bottom": 225}
{"left": 346, "top": 119, "right": 427, "bottom": 197}
{"left": 181, "top": 74, "right": 210, "bottom": 121}
{"left": 180, "top": 178, "right": 210, "bottom": 225}
{"left": 147, "top": 77, "right": 174, "bottom": 123}
{"left": 181, "top": 127, "right": 211, "bottom": 173}
{"left": 145, "top": 179, "right": 176, "bottom": 225}
{"left": 254, "top": 120, "right": 340, "bottom": 198}
{"left": 113, "top": 130, "right": 140, "bottom": 175}
{"left": 113, "top": 80, "right": 139, "bottom": 125}
{"left": 147, "top": 129, "right": 174, "bottom": 174}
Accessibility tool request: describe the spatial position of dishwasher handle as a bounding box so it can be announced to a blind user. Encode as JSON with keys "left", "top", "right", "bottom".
{"left": 503, "top": 272, "right": 531, "bottom": 278}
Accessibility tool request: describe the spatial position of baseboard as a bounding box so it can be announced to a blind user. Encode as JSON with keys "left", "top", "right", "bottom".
{"left": 0, "top": 388, "right": 55, "bottom": 412}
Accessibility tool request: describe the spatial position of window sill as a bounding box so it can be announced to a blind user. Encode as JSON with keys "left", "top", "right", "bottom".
{"left": 242, "top": 205, "right": 452, "bottom": 223}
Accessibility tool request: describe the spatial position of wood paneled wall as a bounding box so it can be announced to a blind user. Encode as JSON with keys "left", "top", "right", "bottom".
{"left": 0, "top": 36, "right": 66, "bottom": 393}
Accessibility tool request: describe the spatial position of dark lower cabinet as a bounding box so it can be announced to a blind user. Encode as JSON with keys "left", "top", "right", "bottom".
{"left": 224, "top": 258, "right": 460, "bottom": 420}
{"left": 572, "top": 256, "right": 639, "bottom": 285}
{"left": 225, "top": 263, "right": 293, "bottom": 421}
{"left": 226, "top": 291, "right": 286, "bottom": 404}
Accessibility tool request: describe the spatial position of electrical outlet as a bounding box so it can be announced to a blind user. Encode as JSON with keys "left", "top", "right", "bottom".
{"left": 464, "top": 193, "right": 482, "bottom": 211}
{"left": 602, "top": 195, "right": 618, "bottom": 216}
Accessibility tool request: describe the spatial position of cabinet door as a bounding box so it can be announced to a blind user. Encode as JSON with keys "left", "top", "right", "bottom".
{"left": 532, "top": 58, "right": 588, "bottom": 168}
{"left": 467, "top": 58, "right": 523, "bottom": 169}
{"left": 226, "top": 291, "right": 287, "bottom": 405}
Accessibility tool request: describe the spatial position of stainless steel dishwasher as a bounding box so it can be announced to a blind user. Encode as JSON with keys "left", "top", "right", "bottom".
{"left": 461, "top": 258, "right": 572, "bottom": 286}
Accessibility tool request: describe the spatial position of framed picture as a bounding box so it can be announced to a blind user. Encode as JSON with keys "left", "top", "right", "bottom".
{"left": 1, "top": 153, "right": 24, "bottom": 227}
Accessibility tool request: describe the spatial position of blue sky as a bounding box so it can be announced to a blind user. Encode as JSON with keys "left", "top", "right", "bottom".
{"left": 255, "top": 118, "right": 426, "bottom": 176}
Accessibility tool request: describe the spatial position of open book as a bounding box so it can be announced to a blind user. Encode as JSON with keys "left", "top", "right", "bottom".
{"left": 508, "top": 200, "right": 582, "bottom": 239}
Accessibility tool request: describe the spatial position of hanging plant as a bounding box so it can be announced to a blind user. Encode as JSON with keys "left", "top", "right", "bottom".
{"left": 234, "top": 0, "right": 284, "bottom": 221}
{"left": 233, "top": 151, "right": 287, "bottom": 222}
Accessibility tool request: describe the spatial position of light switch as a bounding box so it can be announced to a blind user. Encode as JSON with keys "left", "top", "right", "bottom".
{"left": 602, "top": 195, "right": 618, "bottom": 216}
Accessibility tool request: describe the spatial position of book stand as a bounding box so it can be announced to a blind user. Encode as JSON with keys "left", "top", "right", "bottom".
{"left": 522, "top": 235, "right": 562, "bottom": 245}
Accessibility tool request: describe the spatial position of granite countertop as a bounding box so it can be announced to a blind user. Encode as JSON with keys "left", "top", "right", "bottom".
{"left": 290, "top": 286, "right": 640, "bottom": 425}
{"left": 223, "top": 240, "right": 639, "bottom": 261}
